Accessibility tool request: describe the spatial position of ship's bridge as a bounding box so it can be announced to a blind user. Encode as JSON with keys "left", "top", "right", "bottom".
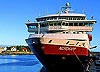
{"left": 26, "top": 18, "right": 96, "bottom": 34}
{"left": 26, "top": 2, "right": 97, "bottom": 34}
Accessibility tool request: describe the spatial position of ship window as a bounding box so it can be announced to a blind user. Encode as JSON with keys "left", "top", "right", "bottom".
{"left": 73, "top": 17, "right": 76, "bottom": 20}
{"left": 46, "top": 18, "right": 49, "bottom": 20}
{"left": 54, "top": 23, "right": 57, "bottom": 26}
{"left": 48, "top": 40, "right": 52, "bottom": 43}
{"left": 58, "top": 23, "right": 61, "bottom": 26}
{"left": 76, "top": 42, "right": 79, "bottom": 45}
{"left": 79, "top": 23, "right": 83, "bottom": 26}
{"left": 81, "top": 17, "right": 85, "bottom": 20}
{"left": 77, "top": 17, "right": 80, "bottom": 20}
{"left": 28, "top": 26, "right": 37, "bottom": 28}
{"left": 50, "top": 23, "right": 53, "bottom": 26}
{"left": 62, "top": 22, "right": 65, "bottom": 26}
{"left": 49, "top": 17, "right": 53, "bottom": 20}
{"left": 66, "top": 41, "right": 69, "bottom": 44}
{"left": 73, "top": 32, "right": 76, "bottom": 34}
{"left": 58, "top": 17, "right": 61, "bottom": 19}
{"left": 40, "top": 18, "right": 43, "bottom": 21}
{"left": 66, "top": 32, "right": 69, "bottom": 34}
{"left": 41, "top": 24, "right": 45, "bottom": 27}
{"left": 69, "top": 17, "right": 71, "bottom": 20}
{"left": 66, "top": 17, "right": 68, "bottom": 20}
{"left": 74, "top": 23, "right": 78, "bottom": 26}
{"left": 69, "top": 23, "right": 73, "bottom": 26}
{"left": 62, "top": 17, "right": 66, "bottom": 19}
{"left": 42, "top": 18, "right": 45, "bottom": 21}
{"left": 82, "top": 43, "right": 85, "bottom": 47}
{"left": 65, "top": 23, "right": 68, "bottom": 26}
{"left": 45, "top": 23, "right": 48, "bottom": 26}
{"left": 89, "top": 23, "right": 93, "bottom": 26}
{"left": 84, "top": 23, "right": 89, "bottom": 26}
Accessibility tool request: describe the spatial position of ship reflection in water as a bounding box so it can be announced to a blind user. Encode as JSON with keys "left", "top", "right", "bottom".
{"left": 0, "top": 55, "right": 43, "bottom": 72}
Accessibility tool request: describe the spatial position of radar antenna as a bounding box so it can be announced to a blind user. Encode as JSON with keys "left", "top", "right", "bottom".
{"left": 58, "top": 2, "right": 74, "bottom": 15}
{"left": 65, "top": 2, "right": 71, "bottom": 9}
{"left": 59, "top": 2, "right": 71, "bottom": 14}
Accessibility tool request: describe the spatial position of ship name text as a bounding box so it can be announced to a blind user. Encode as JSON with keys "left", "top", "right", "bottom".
{"left": 59, "top": 47, "right": 76, "bottom": 51}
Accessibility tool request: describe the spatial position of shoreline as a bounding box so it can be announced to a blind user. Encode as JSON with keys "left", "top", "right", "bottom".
{"left": 0, "top": 51, "right": 34, "bottom": 55}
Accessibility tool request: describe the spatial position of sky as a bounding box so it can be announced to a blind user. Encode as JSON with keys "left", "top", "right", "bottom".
{"left": 0, "top": 0, "right": 100, "bottom": 52}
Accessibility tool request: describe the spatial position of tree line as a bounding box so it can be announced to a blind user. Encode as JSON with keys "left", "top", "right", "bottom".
{"left": 7, "top": 45, "right": 32, "bottom": 52}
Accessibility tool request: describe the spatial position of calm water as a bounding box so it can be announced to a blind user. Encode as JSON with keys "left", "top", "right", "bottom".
{"left": 0, "top": 55, "right": 43, "bottom": 72}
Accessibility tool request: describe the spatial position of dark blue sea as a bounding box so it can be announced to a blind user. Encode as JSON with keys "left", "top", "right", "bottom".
{"left": 0, "top": 55, "right": 43, "bottom": 72}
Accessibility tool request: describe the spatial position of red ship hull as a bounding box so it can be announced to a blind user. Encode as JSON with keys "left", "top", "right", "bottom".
{"left": 26, "top": 38, "right": 91, "bottom": 72}
{"left": 42, "top": 44, "right": 89, "bottom": 56}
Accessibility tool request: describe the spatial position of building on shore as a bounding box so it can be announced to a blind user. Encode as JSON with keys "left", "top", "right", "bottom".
{"left": 11, "top": 46, "right": 17, "bottom": 52}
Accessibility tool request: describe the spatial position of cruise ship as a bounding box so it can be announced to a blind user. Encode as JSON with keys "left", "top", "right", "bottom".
{"left": 25, "top": 2, "right": 97, "bottom": 72}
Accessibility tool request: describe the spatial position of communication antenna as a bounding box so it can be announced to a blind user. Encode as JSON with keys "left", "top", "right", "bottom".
{"left": 61, "top": 2, "right": 71, "bottom": 13}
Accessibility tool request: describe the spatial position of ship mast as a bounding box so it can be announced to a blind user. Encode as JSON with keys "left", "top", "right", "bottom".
{"left": 59, "top": 2, "right": 72, "bottom": 14}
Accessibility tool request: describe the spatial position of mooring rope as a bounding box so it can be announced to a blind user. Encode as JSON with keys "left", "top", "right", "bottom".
{"left": 72, "top": 50, "right": 84, "bottom": 67}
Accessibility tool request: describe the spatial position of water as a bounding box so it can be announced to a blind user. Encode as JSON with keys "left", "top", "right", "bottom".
{"left": 0, "top": 55, "right": 43, "bottom": 72}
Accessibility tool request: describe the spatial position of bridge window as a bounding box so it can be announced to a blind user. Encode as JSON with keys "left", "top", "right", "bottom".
{"left": 81, "top": 17, "right": 85, "bottom": 20}
{"left": 79, "top": 23, "right": 83, "bottom": 26}
{"left": 58, "top": 23, "right": 61, "bottom": 26}
{"left": 28, "top": 26, "right": 37, "bottom": 28}
{"left": 66, "top": 17, "right": 68, "bottom": 20}
{"left": 65, "top": 23, "right": 68, "bottom": 26}
{"left": 50, "top": 23, "right": 53, "bottom": 26}
{"left": 58, "top": 17, "right": 61, "bottom": 19}
{"left": 74, "top": 23, "right": 78, "bottom": 26}
{"left": 41, "top": 24, "right": 45, "bottom": 27}
{"left": 54, "top": 23, "right": 57, "bottom": 26}
{"left": 49, "top": 17, "right": 53, "bottom": 20}
{"left": 77, "top": 17, "right": 80, "bottom": 20}
{"left": 69, "top": 23, "right": 73, "bottom": 26}
{"left": 73, "top": 17, "right": 76, "bottom": 20}
{"left": 89, "top": 23, "right": 93, "bottom": 27}
{"left": 69, "top": 17, "right": 72, "bottom": 20}
{"left": 62, "top": 22, "right": 65, "bottom": 26}
{"left": 46, "top": 18, "right": 49, "bottom": 20}
{"left": 84, "top": 23, "right": 89, "bottom": 26}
